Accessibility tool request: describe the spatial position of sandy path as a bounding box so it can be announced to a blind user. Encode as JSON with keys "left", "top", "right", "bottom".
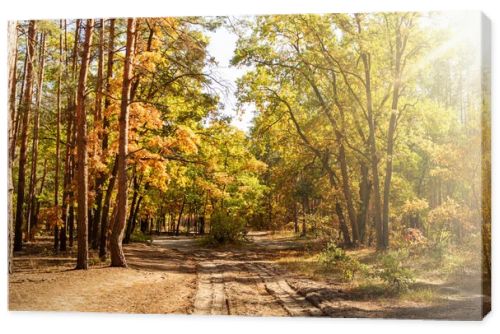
{"left": 9, "top": 233, "right": 488, "bottom": 319}
{"left": 9, "top": 243, "right": 197, "bottom": 314}
{"left": 152, "top": 235, "right": 323, "bottom": 317}
{"left": 190, "top": 254, "right": 322, "bottom": 317}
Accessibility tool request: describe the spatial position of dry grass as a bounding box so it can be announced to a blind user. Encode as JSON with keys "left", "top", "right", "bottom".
{"left": 274, "top": 239, "right": 483, "bottom": 306}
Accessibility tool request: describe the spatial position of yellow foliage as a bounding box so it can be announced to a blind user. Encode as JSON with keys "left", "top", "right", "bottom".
{"left": 174, "top": 125, "right": 199, "bottom": 153}
{"left": 37, "top": 206, "right": 63, "bottom": 228}
{"left": 401, "top": 198, "right": 429, "bottom": 216}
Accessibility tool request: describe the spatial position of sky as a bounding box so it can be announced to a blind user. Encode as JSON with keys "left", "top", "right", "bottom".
{"left": 206, "top": 26, "right": 255, "bottom": 132}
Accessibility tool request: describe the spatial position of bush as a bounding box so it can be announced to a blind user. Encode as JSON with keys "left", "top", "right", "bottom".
{"left": 319, "top": 242, "right": 367, "bottom": 281}
{"left": 130, "top": 229, "right": 152, "bottom": 243}
{"left": 205, "top": 209, "right": 247, "bottom": 245}
{"left": 376, "top": 250, "right": 415, "bottom": 292}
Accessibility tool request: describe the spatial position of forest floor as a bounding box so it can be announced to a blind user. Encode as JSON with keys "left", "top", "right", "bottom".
{"left": 9, "top": 232, "right": 488, "bottom": 319}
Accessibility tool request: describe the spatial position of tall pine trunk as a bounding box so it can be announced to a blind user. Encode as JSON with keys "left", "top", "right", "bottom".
{"left": 8, "top": 21, "right": 18, "bottom": 272}
{"left": 99, "top": 155, "right": 118, "bottom": 258}
{"left": 124, "top": 174, "right": 139, "bottom": 244}
{"left": 91, "top": 19, "right": 105, "bottom": 249}
{"left": 110, "top": 18, "right": 137, "bottom": 267}
{"left": 98, "top": 18, "right": 116, "bottom": 258}
{"left": 61, "top": 19, "right": 80, "bottom": 251}
{"left": 14, "top": 21, "right": 36, "bottom": 251}
{"left": 56, "top": 20, "right": 65, "bottom": 251}
{"left": 10, "top": 49, "right": 27, "bottom": 161}
{"left": 75, "top": 19, "right": 94, "bottom": 270}
{"left": 27, "top": 32, "right": 46, "bottom": 241}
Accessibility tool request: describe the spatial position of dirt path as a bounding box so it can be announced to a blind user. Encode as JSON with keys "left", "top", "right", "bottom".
{"left": 9, "top": 234, "right": 323, "bottom": 316}
{"left": 161, "top": 236, "right": 324, "bottom": 317}
{"left": 9, "top": 242, "right": 197, "bottom": 314}
{"left": 9, "top": 233, "right": 488, "bottom": 319}
{"left": 154, "top": 233, "right": 325, "bottom": 316}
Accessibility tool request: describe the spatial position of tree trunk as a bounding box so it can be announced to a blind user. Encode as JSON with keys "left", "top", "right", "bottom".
{"left": 301, "top": 198, "right": 307, "bottom": 237}
{"left": 61, "top": 19, "right": 79, "bottom": 251}
{"left": 382, "top": 25, "right": 404, "bottom": 250}
{"left": 124, "top": 174, "right": 139, "bottom": 244}
{"left": 97, "top": 19, "right": 116, "bottom": 258}
{"left": 99, "top": 155, "right": 118, "bottom": 258}
{"left": 31, "top": 159, "right": 48, "bottom": 238}
{"left": 68, "top": 205, "right": 75, "bottom": 247}
{"left": 27, "top": 32, "right": 46, "bottom": 241}
{"left": 90, "top": 19, "right": 105, "bottom": 250}
{"left": 356, "top": 15, "right": 384, "bottom": 250}
{"left": 186, "top": 212, "right": 191, "bottom": 236}
{"left": 357, "top": 163, "right": 371, "bottom": 243}
{"left": 10, "top": 46, "right": 27, "bottom": 161}
{"left": 8, "top": 20, "right": 18, "bottom": 273}
{"left": 307, "top": 77, "right": 359, "bottom": 244}
{"left": 130, "top": 196, "right": 143, "bottom": 238}
{"left": 280, "top": 94, "right": 351, "bottom": 244}
{"left": 293, "top": 202, "right": 299, "bottom": 233}
{"left": 175, "top": 199, "right": 186, "bottom": 236}
{"left": 57, "top": 20, "right": 66, "bottom": 251}
{"left": 75, "top": 19, "right": 94, "bottom": 270}
{"left": 361, "top": 55, "right": 384, "bottom": 250}
{"left": 110, "top": 18, "right": 136, "bottom": 267}
{"left": 14, "top": 20, "right": 36, "bottom": 252}
{"left": 8, "top": 23, "right": 18, "bottom": 149}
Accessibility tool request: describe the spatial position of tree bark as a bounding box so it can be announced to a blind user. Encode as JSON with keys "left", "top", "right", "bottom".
{"left": 61, "top": 19, "right": 80, "bottom": 251}
{"left": 8, "top": 20, "right": 18, "bottom": 273}
{"left": 14, "top": 20, "right": 36, "bottom": 252}
{"left": 99, "top": 155, "right": 118, "bottom": 258}
{"left": 175, "top": 198, "right": 186, "bottom": 236}
{"left": 306, "top": 76, "right": 359, "bottom": 244}
{"left": 10, "top": 46, "right": 27, "bottom": 161}
{"left": 56, "top": 20, "right": 65, "bottom": 251}
{"left": 355, "top": 15, "right": 386, "bottom": 250}
{"left": 276, "top": 92, "right": 352, "bottom": 245}
{"left": 91, "top": 19, "right": 105, "bottom": 250}
{"left": 110, "top": 18, "right": 137, "bottom": 267}
{"left": 75, "top": 19, "right": 94, "bottom": 270}
{"left": 97, "top": 19, "right": 116, "bottom": 258}
{"left": 27, "top": 32, "right": 46, "bottom": 241}
{"left": 357, "top": 163, "right": 371, "bottom": 243}
{"left": 382, "top": 20, "right": 406, "bottom": 249}
{"left": 124, "top": 174, "right": 139, "bottom": 244}
{"left": 129, "top": 196, "right": 143, "bottom": 238}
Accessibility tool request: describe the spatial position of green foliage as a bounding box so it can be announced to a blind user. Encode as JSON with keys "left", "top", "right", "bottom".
{"left": 319, "top": 242, "right": 367, "bottom": 281}
{"left": 205, "top": 209, "right": 247, "bottom": 245}
{"left": 376, "top": 250, "right": 415, "bottom": 292}
{"left": 130, "top": 230, "right": 152, "bottom": 244}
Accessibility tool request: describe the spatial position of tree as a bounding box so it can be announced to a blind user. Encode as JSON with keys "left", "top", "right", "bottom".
{"left": 91, "top": 18, "right": 105, "bottom": 250}
{"left": 110, "top": 18, "right": 137, "bottom": 267}
{"left": 8, "top": 20, "right": 18, "bottom": 272}
{"left": 98, "top": 18, "right": 116, "bottom": 258}
{"left": 26, "top": 31, "right": 46, "bottom": 241}
{"left": 75, "top": 19, "right": 94, "bottom": 270}
{"left": 56, "top": 20, "right": 64, "bottom": 251}
{"left": 14, "top": 20, "right": 36, "bottom": 251}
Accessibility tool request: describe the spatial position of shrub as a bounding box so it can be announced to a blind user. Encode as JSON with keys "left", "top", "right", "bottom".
{"left": 205, "top": 209, "right": 247, "bottom": 245}
{"left": 376, "top": 250, "right": 415, "bottom": 292}
{"left": 319, "top": 242, "right": 367, "bottom": 281}
{"left": 130, "top": 229, "right": 152, "bottom": 243}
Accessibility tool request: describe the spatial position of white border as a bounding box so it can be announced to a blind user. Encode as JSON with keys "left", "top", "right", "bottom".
{"left": 1, "top": 1, "right": 498, "bottom": 333}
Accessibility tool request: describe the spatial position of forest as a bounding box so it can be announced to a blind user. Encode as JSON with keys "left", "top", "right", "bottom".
{"left": 7, "top": 13, "right": 490, "bottom": 319}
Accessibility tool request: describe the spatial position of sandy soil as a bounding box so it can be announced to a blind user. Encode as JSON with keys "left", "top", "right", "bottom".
{"left": 8, "top": 233, "right": 489, "bottom": 319}
{"left": 9, "top": 242, "right": 196, "bottom": 314}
